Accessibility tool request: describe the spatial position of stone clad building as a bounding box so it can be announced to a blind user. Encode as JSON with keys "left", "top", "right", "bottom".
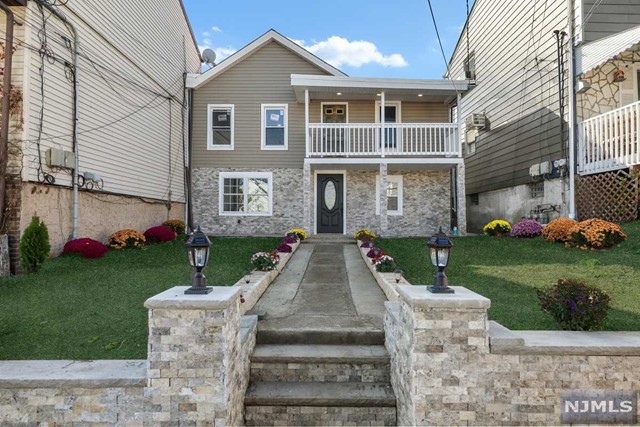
{"left": 187, "top": 30, "right": 468, "bottom": 238}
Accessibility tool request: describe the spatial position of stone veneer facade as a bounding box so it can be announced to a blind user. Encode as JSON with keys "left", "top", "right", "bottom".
{"left": 193, "top": 167, "right": 305, "bottom": 236}
{"left": 385, "top": 286, "right": 640, "bottom": 426}
{"left": 193, "top": 166, "right": 451, "bottom": 237}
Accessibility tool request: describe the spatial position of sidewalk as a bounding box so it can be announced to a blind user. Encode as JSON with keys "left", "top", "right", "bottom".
{"left": 248, "top": 243, "right": 387, "bottom": 333}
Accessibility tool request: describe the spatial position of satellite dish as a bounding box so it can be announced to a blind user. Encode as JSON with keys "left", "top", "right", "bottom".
{"left": 202, "top": 49, "right": 217, "bottom": 67}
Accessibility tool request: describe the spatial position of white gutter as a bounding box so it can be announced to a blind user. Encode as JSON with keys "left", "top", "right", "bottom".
{"left": 567, "top": 0, "right": 577, "bottom": 219}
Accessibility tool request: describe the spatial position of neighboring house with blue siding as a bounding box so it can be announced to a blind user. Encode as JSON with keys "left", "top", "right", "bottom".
{"left": 187, "top": 30, "right": 469, "bottom": 238}
{"left": 448, "top": 0, "right": 640, "bottom": 231}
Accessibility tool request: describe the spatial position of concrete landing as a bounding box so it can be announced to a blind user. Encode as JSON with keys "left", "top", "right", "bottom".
{"left": 248, "top": 243, "right": 387, "bottom": 342}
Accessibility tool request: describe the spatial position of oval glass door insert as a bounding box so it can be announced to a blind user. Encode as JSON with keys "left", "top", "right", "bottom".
{"left": 324, "top": 180, "right": 337, "bottom": 210}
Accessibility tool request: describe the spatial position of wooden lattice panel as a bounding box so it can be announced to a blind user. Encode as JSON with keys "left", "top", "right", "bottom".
{"left": 576, "top": 170, "right": 639, "bottom": 222}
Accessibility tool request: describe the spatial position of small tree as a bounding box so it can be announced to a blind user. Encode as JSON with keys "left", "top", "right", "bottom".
{"left": 20, "top": 215, "right": 50, "bottom": 273}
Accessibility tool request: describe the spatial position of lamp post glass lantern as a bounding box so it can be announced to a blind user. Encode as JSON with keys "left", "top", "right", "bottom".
{"left": 184, "top": 225, "right": 213, "bottom": 295}
{"left": 426, "top": 228, "right": 454, "bottom": 294}
{"left": 394, "top": 268, "right": 403, "bottom": 284}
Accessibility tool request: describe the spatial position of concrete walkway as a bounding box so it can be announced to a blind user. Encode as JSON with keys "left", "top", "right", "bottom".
{"left": 249, "top": 243, "right": 387, "bottom": 334}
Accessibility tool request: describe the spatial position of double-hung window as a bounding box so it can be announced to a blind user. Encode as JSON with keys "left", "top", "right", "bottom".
{"left": 219, "top": 172, "right": 272, "bottom": 216}
{"left": 261, "top": 104, "right": 288, "bottom": 150}
{"left": 376, "top": 175, "right": 403, "bottom": 216}
{"left": 208, "top": 104, "right": 234, "bottom": 150}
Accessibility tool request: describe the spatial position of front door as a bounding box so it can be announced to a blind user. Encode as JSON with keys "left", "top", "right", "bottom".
{"left": 376, "top": 102, "right": 400, "bottom": 148}
{"left": 317, "top": 174, "right": 344, "bottom": 233}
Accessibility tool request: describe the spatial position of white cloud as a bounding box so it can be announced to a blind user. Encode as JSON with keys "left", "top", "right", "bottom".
{"left": 211, "top": 26, "right": 223, "bottom": 33}
{"left": 199, "top": 31, "right": 236, "bottom": 63}
{"left": 294, "top": 36, "right": 408, "bottom": 68}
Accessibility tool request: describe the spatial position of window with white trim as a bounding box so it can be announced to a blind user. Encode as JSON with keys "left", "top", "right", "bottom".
{"left": 219, "top": 172, "right": 272, "bottom": 216}
{"left": 376, "top": 175, "right": 403, "bottom": 216}
{"left": 261, "top": 104, "right": 288, "bottom": 149}
{"left": 208, "top": 104, "right": 234, "bottom": 150}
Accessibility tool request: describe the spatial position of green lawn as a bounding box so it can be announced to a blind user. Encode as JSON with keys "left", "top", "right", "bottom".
{"left": 0, "top": 237, "right": 280, "bottom": 360}
{"left": 378, "top": 220, "right": 640, "bottom": 331}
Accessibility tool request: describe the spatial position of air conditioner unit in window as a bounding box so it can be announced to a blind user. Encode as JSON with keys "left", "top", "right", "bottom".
{"left": 465, "top": 113, "right": 486, "bottom": 130}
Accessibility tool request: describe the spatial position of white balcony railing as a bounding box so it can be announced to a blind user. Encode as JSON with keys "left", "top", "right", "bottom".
{"left": 579, "top": 100, "right": 640, "bottom": 175}
{"left": 307, "top": 123, "right": 460, "bottom": 157}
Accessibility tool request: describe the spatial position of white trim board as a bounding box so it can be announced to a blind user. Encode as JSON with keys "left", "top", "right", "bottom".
{"left": 187, "top": 29, "right": 346, "bottom": 89}
{"left": 313, "top": 170, "right": 347, "bottom": 235}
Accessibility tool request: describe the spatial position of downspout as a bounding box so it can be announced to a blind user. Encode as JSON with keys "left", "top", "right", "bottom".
{"left": 187, "top": 87, "right": 194, "bottom": 230}
{"left": 566, "top": 0, "right": 577, "bottom": 219}
{"left": 37, "top": 1, "right": 80, "bottom": 237}
{"left": 0, "top": 3, "right": 14, "bottom": 233}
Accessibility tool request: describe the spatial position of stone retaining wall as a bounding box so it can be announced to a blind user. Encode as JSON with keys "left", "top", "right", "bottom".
{"left": 385, "top": 285, "right": 640, "bottom": 426}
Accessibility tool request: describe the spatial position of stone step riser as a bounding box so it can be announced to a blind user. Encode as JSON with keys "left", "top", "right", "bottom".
{"left": 245, "top": 405, "right": 397, "bottom": 426}
{"left": 250, "top": 362, "right": 390, "bottom": 383}
{"left": 256, "top": 331, "right": 385, "bottom": 345}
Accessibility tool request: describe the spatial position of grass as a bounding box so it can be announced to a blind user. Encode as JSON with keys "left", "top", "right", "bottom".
{"left": 378, "top": 220, "right": 640, "bottom": 331}
{"left": 0, "top": 237, "right": 281, "bottom": 360}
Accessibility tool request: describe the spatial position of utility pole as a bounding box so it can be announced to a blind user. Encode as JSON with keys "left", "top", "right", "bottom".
{"left": 0, "top": 1, "right": 14, "bottom": 233}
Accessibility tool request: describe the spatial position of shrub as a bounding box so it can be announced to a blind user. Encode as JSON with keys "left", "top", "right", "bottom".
{"left": 288, "top": 228, "right": 308, "bottom": 240}
{"left": 162, "top": 219, "right": 185, "bottom": 235}
{"left": 251, "top": 251, "right": 280, "bottom": 271}
{"left": 283, "top": 235, "right": 298, "bottom": 244}
{"left": 355, "top": 228, "right": 376, "bottom": 241}
{"left": 360, "top": 240, "right": 374, "bottom": 248}
{"left": 144, "top": 225, "right": 177, "bottom": 244}
{"left": 19, "top": 215, "right": 50, "bottom": 273}
{"left": 108, "top": 229, "right": 146, "bottom": 249}
{"left": 483, "top": 220, "right": 511, "bottom": 236}
{"left": 542, "top": 217, "right": 578, "bottom": 242}
{"left": 374, "top": 255, "right": 396, "bottom": 272}
{"left": 537, "top": 278, "right": 611, "bottom": 331}
{"left": 63, "top": 238, "right": 109, "bottom": 259}
{"left": 276, "top": 242, "right": 292, "bottom": 253}
{"left": 366, "top": 247, "right": 384, "bottom": 258}
{"left": 510, "top": 219, "right": 544, "bottom": 238}
{"left": 571, "top": 218, "right": 626, "bottom": 249}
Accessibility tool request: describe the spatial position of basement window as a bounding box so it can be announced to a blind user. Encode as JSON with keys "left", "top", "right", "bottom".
{"left": 469, "top": 193, "right": 479, "bottom": 206}
{"left": 530, "top": 182, "right": 544, "bottom": 198}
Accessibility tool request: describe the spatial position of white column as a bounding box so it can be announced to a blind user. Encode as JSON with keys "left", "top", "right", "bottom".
{"left": 305, "top": 89, "right": 310, "bottom": 157}
{"left": 379, "top": 162, "right": 388, "bottom": 234}
{"left": 380, "top": 91, "right": 385, "bottom": 157}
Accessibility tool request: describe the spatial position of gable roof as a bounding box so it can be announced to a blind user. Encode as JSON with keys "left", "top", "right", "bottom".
{"left": 186, "top": 29, "right": 347, "bottom": 89}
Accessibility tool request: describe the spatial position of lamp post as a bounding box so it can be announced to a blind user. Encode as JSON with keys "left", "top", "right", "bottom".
{"left": 394, "top": 268, "right": 404, "bottom": 284}
{"left": 426, "top": 228, "right": 454, "bottom": 294}
{"left": 184, "top": 225, "right": 213, "bottom": 295}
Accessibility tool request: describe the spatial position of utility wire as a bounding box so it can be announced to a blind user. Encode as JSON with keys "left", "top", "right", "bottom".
{"left": 427, "top": 0, "right": 459, "bottom": 94}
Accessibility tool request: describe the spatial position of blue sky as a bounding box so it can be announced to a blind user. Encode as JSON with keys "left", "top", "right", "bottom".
{"left": 182, "top": 0, "right": 472, "bottom": 79}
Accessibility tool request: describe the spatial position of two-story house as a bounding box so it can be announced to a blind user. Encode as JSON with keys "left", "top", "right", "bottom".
{"left": 448, "top": 0, "right": 640, "bottom": 231}
{"left": 0, "top": 0, "right": 200, "bottom": 273}
{"left": 187, "top": 30, "right": 468, "bottom": 238}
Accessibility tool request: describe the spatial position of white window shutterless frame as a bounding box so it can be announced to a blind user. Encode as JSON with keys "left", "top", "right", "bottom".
{"left": 219, "top": 172, "right": 273, "bottom": 216}
{"left": 375, "top": 175, "right": 403, "bottom": 216}
{"left": 261, "top": 104, "right": 288, "bottom": 150}
{"left": 208, "top": 104, "right": 234, "bottom": 150}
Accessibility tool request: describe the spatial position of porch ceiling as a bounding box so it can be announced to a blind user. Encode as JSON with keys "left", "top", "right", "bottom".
{"left": 576, "top": 24, "right": 640, "bottom": 76}
{"left": 291, "top": 74, "right": 468, "bottom": 104}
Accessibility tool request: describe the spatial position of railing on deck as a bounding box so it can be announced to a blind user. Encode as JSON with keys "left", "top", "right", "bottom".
{"left": 307, "top": 123, "right": 460, "bottom": 157}
{"left": 579, "top": 100, "right": 640, "bottom": 175}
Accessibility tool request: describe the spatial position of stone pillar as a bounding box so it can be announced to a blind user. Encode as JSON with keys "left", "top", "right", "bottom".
{"left": 456, "top": 162, "right": 467, "bottom": 235}
{"left": 303, "top": 162, "right": 312, "bottom": 235}
{"left": 388, "top": 285, "right": 490, "bottom": 426}
{"left": 379, "top": 162, "right": 388, "bottom": 234}
{"left": 144, "top": 286, "right": 243, "bottom": 426}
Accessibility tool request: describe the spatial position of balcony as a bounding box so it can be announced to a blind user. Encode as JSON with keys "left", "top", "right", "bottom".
{"left": 307, "top": 123, "right": 460, "bottom": 157}
{"left": 579, "top": 100, "right": 640, "bottom": 175}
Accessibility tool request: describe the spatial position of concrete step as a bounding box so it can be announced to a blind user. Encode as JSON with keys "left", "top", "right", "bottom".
{"left": 244, "top": 381, "right": 396, "bottom": 407}
{"left": 304, "top": 234, "right": 355, "bottom": 245}
{"left": 245, "top": 405, "right": 396, "bottom": 426}
{"left": 256, "top": 328, "right": 385, "bottom": 346}
{"left": 250, "top": 344, "right": 390, "bottom": 383}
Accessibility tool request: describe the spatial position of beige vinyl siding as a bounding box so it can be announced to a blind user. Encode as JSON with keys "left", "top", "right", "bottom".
{"left": 449, "top": 0, "right": 568, "bottom": 195}
{"left": 310, "top": 101, "right": 449, "bottom": 123}
{"left": 191, "top": 41, "right": 332, "bottom": 169}
{"left": 583, "top": 0, "right": 640, "bottom": 43}
{"left": 20, "top": 0, "right": 200, "bottom": 202}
